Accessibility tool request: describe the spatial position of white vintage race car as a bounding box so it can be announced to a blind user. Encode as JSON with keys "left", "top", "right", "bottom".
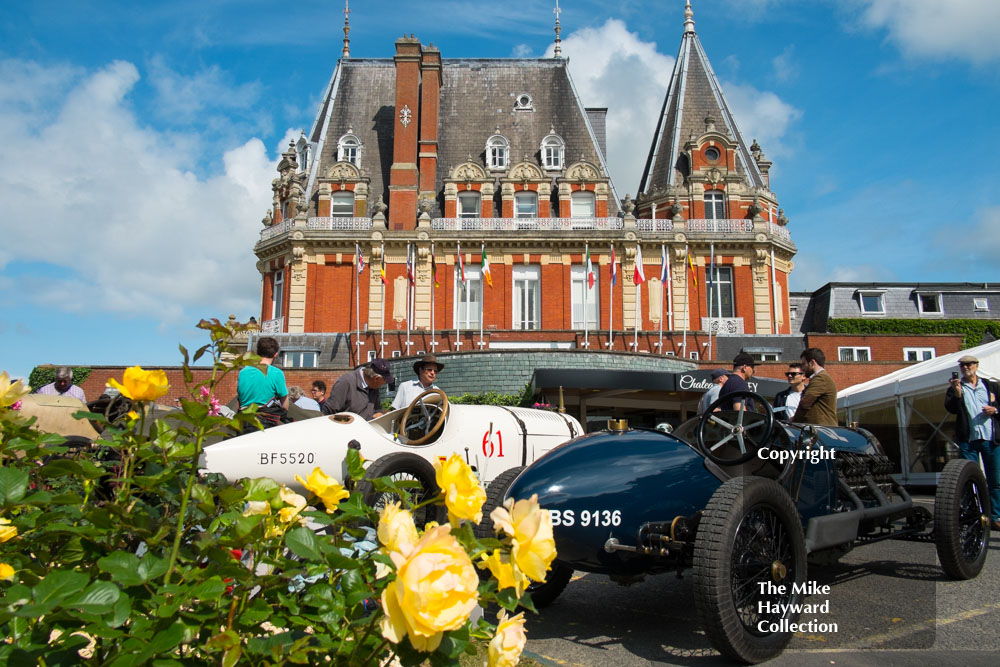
{"left": 202, "top": 389, "right": 582, "bottom": 516}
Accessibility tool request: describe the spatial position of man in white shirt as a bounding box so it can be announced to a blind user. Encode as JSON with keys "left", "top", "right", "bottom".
{"left": 36, "top": 366, "right": 86, "bottom": 402}
{"left": 392, "top": 355, "right": 444, "bottom": 410}
{"left": 774, "top": 362, "right": 806, "bottom": 422}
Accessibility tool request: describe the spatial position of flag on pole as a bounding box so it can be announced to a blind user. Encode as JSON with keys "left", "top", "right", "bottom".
{"left": 586, "top": 245, "right": 595, "bottom": 289}
{"left": 379, "top": 244, "right": 387, "bottom": 285}
{"left": 611, "top": 244, "right": 617, "bottom": 287}
{"left": 356, "top": 243, "right": 365, "bottom": 274}
{"left": 660, "top": 244, "right": 668, "bottom": 283}
{"left": 481, "top": 245, "right": 492, "bottom": 287}
{"left": 432, "top": 249, "right": 440, "bottom": 288}
{"left": 406, "top": 245, "right": 414, "bottom": 286}
{"left": 634, "top": 244, "right": 646, "bottom": 286}
{"left": 458, "top": 246, "right": 466, "bottom": 284}
{"left": 688, "top": 251, "right": 698, "bottom": 287}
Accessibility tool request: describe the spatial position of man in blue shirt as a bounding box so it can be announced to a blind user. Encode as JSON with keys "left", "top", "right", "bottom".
{"left": 945, "top": 354, "right": 1000, "bottom": 530}
{"left": 716, "top": 352, "right": 756, "bottom": 412}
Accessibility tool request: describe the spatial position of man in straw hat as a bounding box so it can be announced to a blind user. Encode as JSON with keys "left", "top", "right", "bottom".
{"left": 392, "top": 354, "right": 445, "bottom": 410}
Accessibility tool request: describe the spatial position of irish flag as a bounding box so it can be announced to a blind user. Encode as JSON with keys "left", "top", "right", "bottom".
{"left": 586, "top": 245, "right": 595, "bottom": 289}
{"left": 482, "top": 245, "right": 492, "bottom": 287}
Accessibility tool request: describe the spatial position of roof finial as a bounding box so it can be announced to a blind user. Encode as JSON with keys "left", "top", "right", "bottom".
{"left": 553, "top": 0, "right": 563, "bottom": 58}
{"left": 342, "top": 0, "right": 351, "bottom": 58}
{"left": 684, "top": 0, "right": 695, "bottom": 34}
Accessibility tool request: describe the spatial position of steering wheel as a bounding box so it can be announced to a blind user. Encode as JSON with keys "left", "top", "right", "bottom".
{"left": 696, "top": 390, "right": 775, "bottom": 466}
{"left": 399, "top": 388, "right": 450, "bottom": 445}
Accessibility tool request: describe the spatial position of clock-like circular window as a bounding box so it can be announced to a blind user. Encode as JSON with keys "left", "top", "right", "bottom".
{"left": 704, "top": 146, "right": 720, "bottom": 162}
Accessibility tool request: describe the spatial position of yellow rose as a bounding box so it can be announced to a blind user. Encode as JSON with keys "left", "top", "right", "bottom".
{"left": 380, "top": 524, "right": 479, "bottom": 652}
{"left": 0, "top": 563, "right": 14, "bottom": 581}
{"left": 489, "top": 495, "right": 556, "bottom": 582}
{"left": 488, "top": 610, "right": 527, "bottom": 667}
{"left": 377, "top": 502, "right": 420, "bottom": 555}
{"left": 0, "top": 518, "right": 16, "bottom": 543}
{"left": 434, "top": 453, "right": 487, "bottom": 526}
{"left": 0, "top": 371, "right": 30, "bottom": 409}
{"left": 108, "top": 366, "right": 169, "bottom": 402}
{"left": 242, "top": 501, "right": 271, "bottom": 517}
{"left": 481, "top": 549, "right": 528, "bottom": 598}
{"left": 295, "top": 467, "right": 349, "bottom": 513}
{"left": 277, "top": 486, "right": 307, "bottom": 524}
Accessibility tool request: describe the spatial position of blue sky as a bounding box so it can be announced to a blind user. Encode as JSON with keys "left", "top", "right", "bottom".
{"left": 2, "top": 0, "right": 999, "bottom": 382}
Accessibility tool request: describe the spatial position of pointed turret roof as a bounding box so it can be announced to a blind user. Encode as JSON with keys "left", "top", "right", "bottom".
{"left": 638, "top": 1, "right": 767, "bottom": 194}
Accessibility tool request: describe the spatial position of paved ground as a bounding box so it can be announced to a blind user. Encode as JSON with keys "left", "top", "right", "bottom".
{"left": 522, "top": 495, "right": 1000, "bottom": 666}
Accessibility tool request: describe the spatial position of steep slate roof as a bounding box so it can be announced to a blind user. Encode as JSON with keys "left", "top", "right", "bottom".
{"left": 305, "top": 57, "right": 619, "bottom": 217}
{"left": 638, "top": 6, "right": 766, "bottom": 195}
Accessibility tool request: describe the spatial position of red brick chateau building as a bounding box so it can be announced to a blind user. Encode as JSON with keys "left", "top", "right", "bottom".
{"left": 252, "top": 2, "right": 795, "bottom": 370}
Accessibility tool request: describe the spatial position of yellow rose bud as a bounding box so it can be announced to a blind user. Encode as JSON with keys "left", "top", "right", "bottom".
{"left": 488, "top": 610, "right": 527, "bottom": 667}
{"left": 0, "top": 563, "right": 14, "bottom": 582}
{"left": 489, "top": 495, "right": 556, "bottom": 583}
{"left": 0, "top": 518, "right": 17, "bottom": 543}
{"left": 377, "top": 502, "right": 420, "bottom": 556}
{"left": 434, "top": 453, "right": 487, "bottom": 526}
{"left": 277, "top": 486, "right": 307, "bottom": 524}
{"left": 380, "top": 524, "right": 479, "bottom": 652}
{"left": 481, "top": 549, "right": 528, "bottom": 598}
{"left": 294, "top": 467, "right": 349, "bottom": 513}
{"left": 242, "top": 501, "right": 271, "bottom": 517}
{"left": 0, "top": 371, "right": 30, "bottom": 409}
{"left": 107, "top": 366, "right": 169, "bottom": 402}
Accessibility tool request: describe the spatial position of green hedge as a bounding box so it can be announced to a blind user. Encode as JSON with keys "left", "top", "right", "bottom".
{"left": 27, "top": 366, "right": 92, "bottom": 391}
{"left": 826, "top": 319, "right": 1000, "bottom": 349}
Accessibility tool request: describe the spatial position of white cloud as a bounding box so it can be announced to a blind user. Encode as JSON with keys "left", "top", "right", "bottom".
{"left": 148, "top": 56, "right": 262, "bottom": 123}
{"left": 0, "top": 58, "right": 289, "bottom": 325}
{"left": 771, "top": 45, "right": 798, "bottom": 82}
{"left": 544, "top": 19, "right": 675, "bottom": 196}
{"left": 510, "top": 44, "right": 533, "bottom": 58}
{"left": 720, "top": 81, "right": 802, "bottom": 159}
{"left": 853, "top": 0, "right": 1000, "bottom": 65}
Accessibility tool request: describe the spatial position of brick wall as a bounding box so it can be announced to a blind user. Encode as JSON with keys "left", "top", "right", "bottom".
{"left": 805, "top": 333, "right": 963, "bottom": 364}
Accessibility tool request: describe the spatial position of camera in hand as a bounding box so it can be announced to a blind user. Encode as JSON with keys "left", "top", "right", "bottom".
{"left": 951, "top": 371, "right": 959, "bottom": 380}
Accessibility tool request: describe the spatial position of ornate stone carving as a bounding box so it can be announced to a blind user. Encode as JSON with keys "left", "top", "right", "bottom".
{"left": 418, "top": 196, "right": 433, "bottom": 215}
{"left": 261, "top": 209, "right": 272, "bottom": 227}
{"left": 622, "top": 194, "right": 635, "bottom": 215}
{"left": 777, "top": 208, "right": 789, "bottom": 226}
{"left": 669, "top": 199, "right": 683, "bottom": 217}
{"left": 399, "top": 104, "right": 412, "bottom": 127}
{"left": 566, "top": 161, "right": 599, "bottom": 181}
{"left": 509, "top": 161, "right": 543, "bottom": 181}
{"left": 748, "top": 193, "right": 763, "bottom": 217}
{"left": 372, "top": 195, "right": 387, "bottom": 216}
{"left": 451, "top": 162, "right": 487, "bottom": 181}
{"left": 325, "top": 162, "right": 362, "bottom": 180}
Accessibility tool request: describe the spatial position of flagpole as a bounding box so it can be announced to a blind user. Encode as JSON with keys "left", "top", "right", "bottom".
{"left": 479, "top": 242, "right": 485, "bottom": 349}
{"left": 405, "top": 242, "right": 411, "bottom": 353}
{"left": 771, "top": 247, "right": 779, "bottom": 334}
{"left": 456, "top": 241, "right": 461, "bottom": 351}
{"left": 355, "top": 243, "right": 361, "bottom": 365}
{"left": 716, "top": 248, "right": 723, "bottom": 354}
{"left": 682, "top": 243, "right": 689, "bottom": 358}
{"left": 380, "top": 242, "right": 386, "bottom": 354}
{"left": 633, "top": 243, "right": 640, "bottom": 350}
{"left": 583, "top": 243, "right": 589, "bottom": 349}
{"left": 608, "top": 243, "right": 614, "bottom": 349}
{"left": 708, "top": 242, "right": 715, "bottom": 362}
{"left": 658, "top": 243, "right": 664, "bottom": 351}
{"left": 430, "top": 242, "right": 436, "bottom": 350}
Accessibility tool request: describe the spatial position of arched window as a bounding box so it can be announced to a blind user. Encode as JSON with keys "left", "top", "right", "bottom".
{"left": 704, "top": 190, "right": 726, "bottom": 219}
{"left": 331, "top": 191, "right": 355, "bottom": 218}
{"left": 541, "top": 133, "right": 564, "bottom": 169}
{"left": 486, "top": 134, "right": 509, "bottom": 170}
{"left": 338, "top": 133, "right": 361, "bottom": 167}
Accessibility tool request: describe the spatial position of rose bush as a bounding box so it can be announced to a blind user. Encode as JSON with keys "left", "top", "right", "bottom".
{"left": 0, "top": 319, "right": 553, "bottom": 665}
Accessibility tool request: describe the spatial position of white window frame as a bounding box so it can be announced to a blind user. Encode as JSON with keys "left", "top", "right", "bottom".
{"left": 570, "top": 265, "right": 600, "bottom": 328}
{"left": 282, "top": 351, "right": 318, "bottom": 368}
{"left": 839, "top": 346, "right": 872, "bottom": 362}
{"left": 458, "top": 192, "right": 481, "bottom": 219}
{"left": 916, "top": 292, "right": 943, "bottom": 315}
{"left": 858, "top": 290, "right": 886, "bottom": 315}
{"left": 903, "top": 347, "right": 935, "bottom": 362}
{"left": 570, "top": 191, "right": 595, "bottom": 218}
{"left": 486, "top": 134, "right": 509, "bottom": 170}
{"left": 367, "top": 350, "right": 377, "bottom": 362}
{"left": 704, "top": 190, "right": 726, "bottom": 219}
{"left": 706, "top": 265, "right": 734, "bottom": 318}
{"left": 331, "top": 191, "right": 355, "bottom": 218}
{"left": 974, "top": 297, "right": 989, "bottom": 311}
{"left": 541, "top": 133, "right": 564, "bottom": 170}
{"left": 514, "top": 93, "right": 533, "bottom": 111}
{"left": 748, "top": 352, "right": 780, "bottom": 362}
{"left": 512, "top": 266, "right": 541, "bottom": 331}
{"left": 454, "top": 265, "right": 482, "bottom": 328}
{"left": 272, "top": 269, "right": 284, "bottom": 320}
{"left": 337, "top": 133, "right": 361, "bottom": 166}
{"left": 514, "top": 191, "right": 538, "bottom": 219}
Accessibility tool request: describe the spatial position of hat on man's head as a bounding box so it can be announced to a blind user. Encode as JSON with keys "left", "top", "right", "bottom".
{"left": 413, "top": 354, "right": 445, "bottom": 375}
{"left": 370, "top": 358, "right": 394, "bottom": 384}
{"left": 710, "top": 368, "right": 728, "bottom": 380}
{"left": 958, "top": 354, "right": 979, "bottom": 365}
{"left": 732, "top": 352, "right": 756, "bottom": 369}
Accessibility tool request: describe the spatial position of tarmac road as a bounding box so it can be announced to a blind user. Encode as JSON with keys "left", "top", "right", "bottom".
{"left": 521, "top": 495, "right": 1000, "bottom": 666}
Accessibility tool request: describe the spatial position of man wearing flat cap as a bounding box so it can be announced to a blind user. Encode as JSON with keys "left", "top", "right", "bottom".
{"left": 945, "top": 353, "right": 1000, "bottom": 530}
{"left": 697, "top": 369, "right": 729, "bottom": 415}
{"left": 392, "top": 355, "right": 444, "bottom": 410}
{"left": 322, "top": 358, "right": 394, "bottom": 420}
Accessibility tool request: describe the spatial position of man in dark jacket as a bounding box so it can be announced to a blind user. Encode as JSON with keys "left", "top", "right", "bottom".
{"left": 791, "top": 348, "right": 838, "bottom": 426}
{"left": 773, "top": 362, "right": 807, "bottom": 422}
{"left": 944, "top": 354, "right": 1000, "bottom": 530}
{"left": 322, "top": 359, "right": 394, "bottom": 420}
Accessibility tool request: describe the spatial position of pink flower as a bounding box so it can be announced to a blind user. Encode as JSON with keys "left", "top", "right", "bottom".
{"left": 200, "top": 386, "right": 211, "bottom": 398}
{"left": 208, "top": 396, "right": 221, "bottom": 417}
{"left": 10, "top": 400, "right": 21, "bottom": 411}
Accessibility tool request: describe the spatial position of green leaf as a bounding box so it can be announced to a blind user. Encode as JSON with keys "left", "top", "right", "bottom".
{"left": 66, "top": 581, "right": 121, "bottom": 614}
{"left": 346, "top": 448, "right": 365, "bottom": 481}
{"left": 222, "top": 646, "right": 242, "bottom": 667}
{"left": 285, "top": 527, "right": 322, "bottom": 561}
{"left": 234, "top": 514, "right": 265, "bottom": 540}
{"left": 38, "top": 459, "right": 84, "bottom": 479}
{"left": 98, "top": 552, "right": 144, "bottom": 587}
{"left": 146, "top": 621, "right": 186, "bottom": 656}
{"left": 243, "top": 477, "right": 280, "bottom": 501}
{"left": 0, "top": 467, "right": 29, "bottom": 504}
{"left": 108, "top": 592, "right": 131, "bottom": 628}
{"left": 137, "top": 555, "right": 168, "bottom": 582}
{"left": 191, "top": 577, "right": 227, "bottom": 601}
{"left": 25, "top": 570, "right": 90, "bottom": 615}
{"left": 340, "top": 569, "right": 369, "bottom": 607}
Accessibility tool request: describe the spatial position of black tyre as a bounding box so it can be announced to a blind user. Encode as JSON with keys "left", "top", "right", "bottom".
{"left": 355, "top": 453, "right": 443, "bottom": 528}
{"left": 693, "top": 477, "right": 807, "bottom": 664}
{"left": 477, "top": 466, "right": 572, "bottom": 608}
{"left": 934, "top": 458, "right": 990, "bottom": 580}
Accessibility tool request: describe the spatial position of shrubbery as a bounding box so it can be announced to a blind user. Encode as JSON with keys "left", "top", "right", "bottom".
{"left": 827, "top": 318, "right": 1000, "bottom": 349}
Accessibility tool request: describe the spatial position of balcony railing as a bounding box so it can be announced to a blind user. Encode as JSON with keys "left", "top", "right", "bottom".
{"left": 431, "top": 217, "right": 623, "bottom": 231}
{"left": 686, "top": 219, "right": 754, "bottom": 234}
{"left": 260, "top": 317, "right": 284, "bottom": 334}
{"left": 636, "top": 219, "right": 674, "bottom": 232}
{"left": 767, "top": 222, "right": 791, "bottom": 241}
{"left": 259, "top": 217, "right": 373, "bottom": 241}
{"left": 260, "top": 220, "right": 293, "bottom": 241}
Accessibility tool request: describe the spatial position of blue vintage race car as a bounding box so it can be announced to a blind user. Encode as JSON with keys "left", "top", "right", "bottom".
{"left": 477, "top": 390, "right": 990, "bottom": 664}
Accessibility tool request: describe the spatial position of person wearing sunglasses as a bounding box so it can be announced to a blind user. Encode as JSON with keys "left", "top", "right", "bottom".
{"left": 773, "top": 362, "right": 807, "bottom": 422}
{"left": 790, "top": 348, "right": 838, "bottom": 426}
{"left": 945, "top": 354, "right": 1000, "bottom": 530}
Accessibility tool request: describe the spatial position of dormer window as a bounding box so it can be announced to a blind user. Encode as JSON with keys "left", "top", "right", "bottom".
{"left": 337, "top": 132, "right": 361, "bottom": 167}
{"left": 514, "top": 93, "right": 533, "bottom": 111}
{"left": 541, "top": 132, "right": 564, "bottom": 170}
{"left": 705, "top": 190, "right": 726, "bottom": 219}
{"left": 295, "top": 132, "right": 310, "bottom": 172}
{"left": 486, "top": 133, "right": 509, "bottom": 170}
{"left": 704, "top": 146, "right": 720, "bottom": 162}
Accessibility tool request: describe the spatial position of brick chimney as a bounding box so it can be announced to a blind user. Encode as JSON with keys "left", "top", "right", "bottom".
{"left": 418, "top": 45, "right": 442, "bottom": 206}
{"left": 389, "top": 35, "right": 422, "bottom": 230}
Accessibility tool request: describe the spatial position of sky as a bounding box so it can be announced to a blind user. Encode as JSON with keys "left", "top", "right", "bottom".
{"left": 2, "top": 0, "right": 999, "bottom": 381}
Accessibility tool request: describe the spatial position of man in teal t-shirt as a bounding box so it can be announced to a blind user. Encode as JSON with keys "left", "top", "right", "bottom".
{"left": 237, "top": 336, "right": 288, "bottom": 410}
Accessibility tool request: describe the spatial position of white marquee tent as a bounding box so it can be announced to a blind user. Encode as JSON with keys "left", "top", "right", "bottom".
{"left": 838, "top": 340, "right": 1000, "bottom": 484}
